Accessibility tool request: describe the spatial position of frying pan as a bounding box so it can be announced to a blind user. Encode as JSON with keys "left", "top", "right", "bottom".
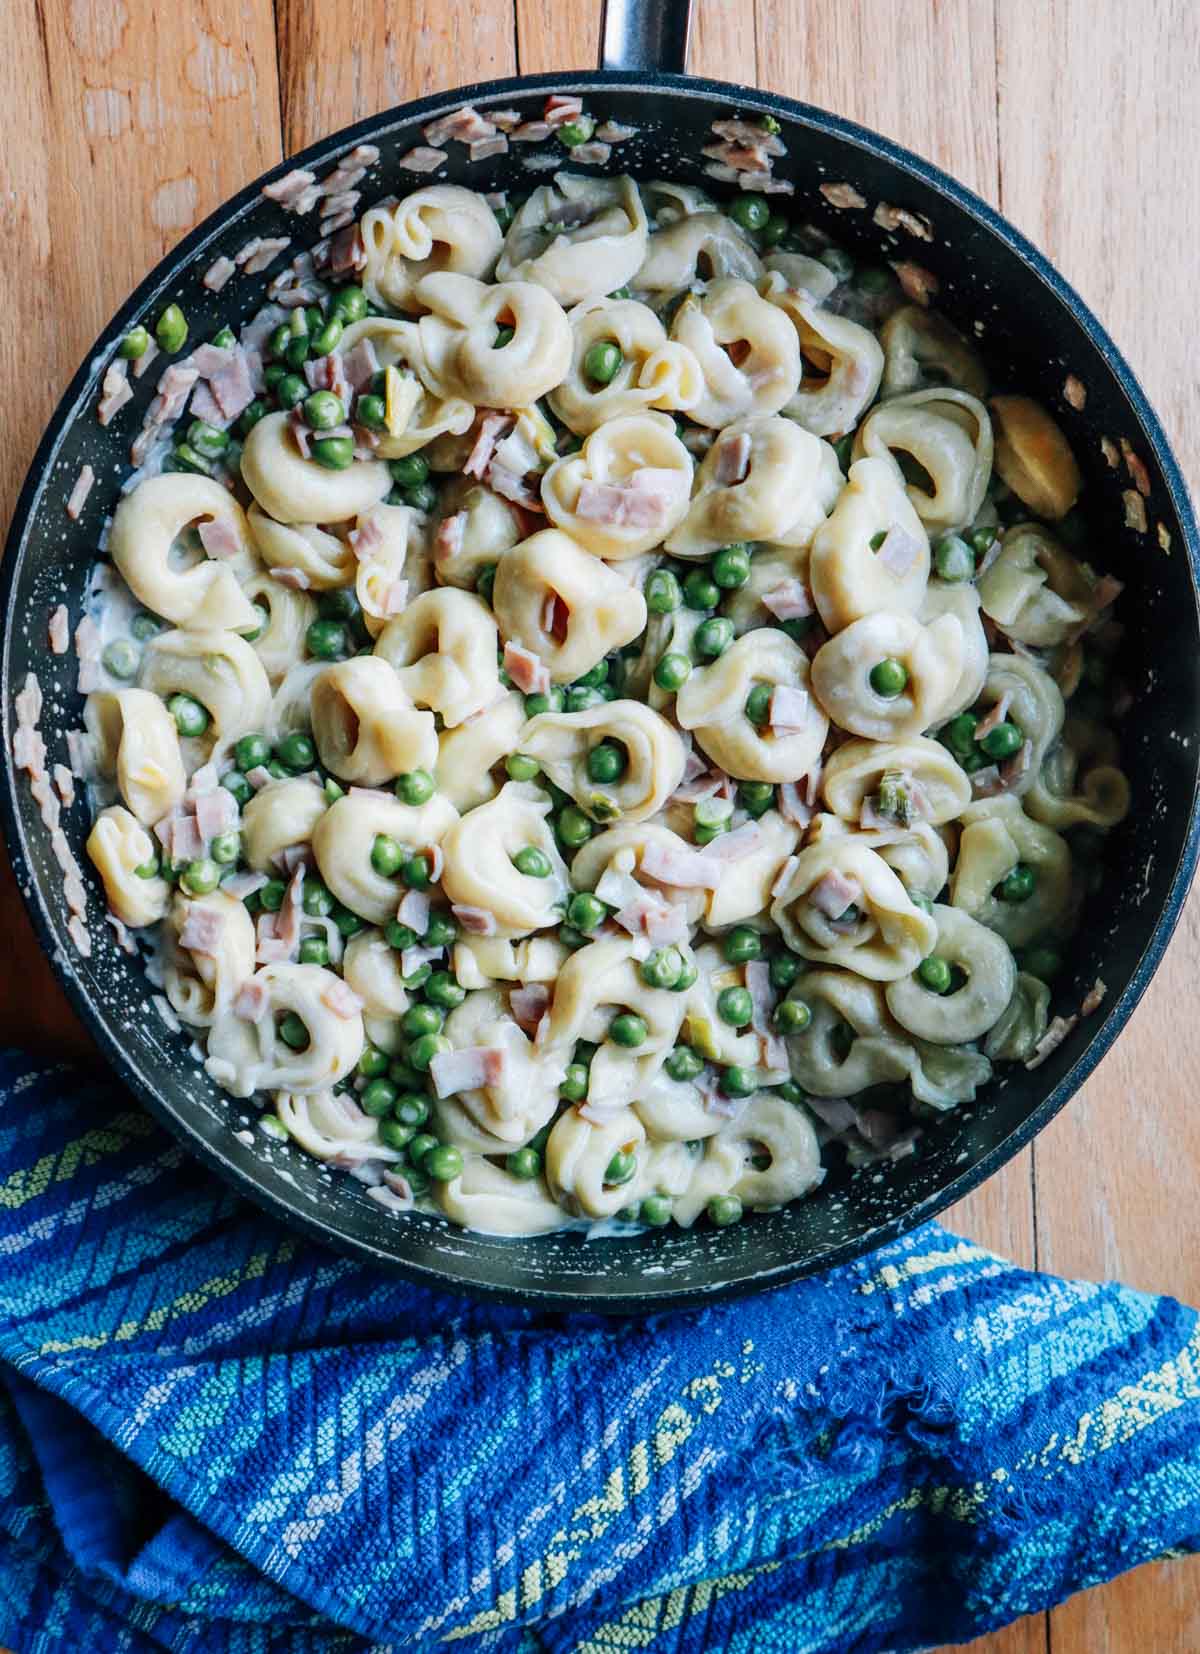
{"left": 2, "top": 0, "right": 1197, "bottom": 1310}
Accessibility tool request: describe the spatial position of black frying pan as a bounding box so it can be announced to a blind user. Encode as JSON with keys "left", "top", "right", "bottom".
{"left": 2, "top": 0, "right": 1197, "bottom": 1310}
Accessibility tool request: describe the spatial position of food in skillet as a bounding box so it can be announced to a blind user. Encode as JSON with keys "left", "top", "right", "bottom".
{"left": 29, "top": 124, "right": 1130, "bottom": 1236}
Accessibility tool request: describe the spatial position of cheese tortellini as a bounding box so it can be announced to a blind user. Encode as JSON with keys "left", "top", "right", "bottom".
{"left": 313, "top": 791, "right": 459, "bottom": 925}
{"left": 493, "top": 530, "right": 647, "bottom": 680}
{"left": 361, "top": 184, "right": 502, "bottom": 311}
{"left": 110, "top": 474, "right": 259, "bottom": 634}
{"left": 241, "top": 413, "right": 391, "bottom": 526}
{"left": 439, "top": 782, "right": 569, "bottom": 938}
{"left": 521, "top": 700, "right": 687, "bottom": 823}
{"left": 374, "top": 588, "right": 500, "bottom": 727}
{"left": 771, "top": 839, "right": 938, "bottom": 980}
{"left": 809, "top": 458, "right": 931, "bottom": 632}
{"left": 853, "top": 389, "right": 993, "bottom": 536}
{"left": 311, "top": 656, "right": 438, "bottom": 785}
{"left": 670, "top": 279, "right": 802, "bottom": 428}
{"left": 811, "top": 610, "right": 965, "bottom": 740}
{"left": 762, "top": 277, "right": 884, "bottom": 437}
{"left": 549, "top": 297, "right": 703, "bottom": 435}
{"left": 86, "top": 806, "right": 169, "bottom": 927}
{"left": 541, "top": 413, "right": 693, "bottom": 559}
{"left": 85, "top": 688, "right": 186, "bottom": 826}
{"left": 675, "top": 629, "right": 828, "bottom": 782}
{"left": 414, "top": 272, "right": 572, "bottom": 408}
{"left": 496, "top": 173, "right": 649, "bottom": 305}
{"left": 139, "top": 630, "right": 271, "bottom": 763}
{"left": 666, "top": 417, "right": 841, "bottom": 557}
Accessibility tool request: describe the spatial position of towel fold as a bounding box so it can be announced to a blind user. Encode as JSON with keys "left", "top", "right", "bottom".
{"left": 0, "top": 1047, "right": 1196, "bottom": 1653}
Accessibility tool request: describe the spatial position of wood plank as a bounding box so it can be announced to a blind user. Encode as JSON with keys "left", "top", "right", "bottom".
{"left": 0, "top": 0, "right": 282, "bottom": 1057}
{"left": 275, "top": 0, "right": 517, "bottom": 155}
{"left": 995, "top": 1, "right": 1200, "bottom": 1646}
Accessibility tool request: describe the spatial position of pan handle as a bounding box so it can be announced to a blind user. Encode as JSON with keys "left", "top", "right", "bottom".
{"left": 600, "top": 0, "right": 693, "bottom": 73}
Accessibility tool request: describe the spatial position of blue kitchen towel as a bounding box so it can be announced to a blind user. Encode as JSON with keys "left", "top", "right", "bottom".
{"left": 0, "top": 1048, "right": 1198, "bottom": 1654}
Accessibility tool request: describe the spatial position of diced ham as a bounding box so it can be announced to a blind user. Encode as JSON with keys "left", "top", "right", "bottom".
{"left": 771, "top": 855, "right": 800, "bottom": 900}
{"left": 810, "top": 868, "right": 861, "bottom": 919}
{"left": 12, "top": 724, "right": 47, "bottom": 777}
{"left": 246, "top": 765, "right": 274, "bottom": 791}
{"left": 48, "top": 605, "right": 69, "bottom": 654}
{"left": 512, "top": 122, "right": 551, "bottom": 143}
{"left": 452, "top": 903, "right": 498, "bottom": 936}
{"left": 65, "top": 465, "right": 95, "bottom": 519}
{"left": 873, "top": 202, "right": 933, "bottom": 242}
{"left": 970, "top": 764, "right": 1004, "bottom": 798}
{"left": 423, "top": 105, "right": 497, "bottom": 147}
{"left": 276, "top": 845, "right": 313, "bottom": 877}
{"left": 236, "top": 235, "right": 292, "bottom": 274}
{"left": 397, "top": 889, "right": 431, "bottom": 932}
{"left": 429, "top": 1045, "right": 506, "bottom": 1097}
{"left": 223, "top": 870, "right": 268, "bottom": 900}
{"left": 341, "top": 337, "right": 379, "bottom": 392}
{"left": 768, "top": 685, "right": 811, "bottom": 735}
{"left": 185, "top": 762, "right": 218, "bottom": 799}
{"left": 891, "top": 260, "right": 939, "bottom": 306}
{"left": 304, "top": 353, "right": 352, "bottom": 407}
{"left": 488, "top": 112, "right": 521, "bottom": 133}
{"left": 400, "top": 146, "right": 449, "bottom": 173}
{"left": 1025, "top": 1014, "right": 1079, "bottom": 1071}
{"left": 270, "top": 565, "right": 312, "bottom": 591}
{"left": 105, "top": 912, "right": 136, "bottom": 953}
{"left": 595, "top": 121, "right": 638, "bottom": 143}
{"left": 198, "top": 517, "right": 243, "bottom": 561}
{"left": 52, "top": 764, "right": 76, "bottom": 807}
{"left": 807, "top": 1096, "right": 858, "bottom": 1132}
{"left": 322, "top": 979, "right": 363, "bottom": 1019}
{"left": 503, "top": 642, "right": 551, "bottom": 695}
{"left": 327, "top": 223, "right": 367, "bottom": 276}
{"left": 713, "top": 430, "right": 752, "bottom": 486}
{"left": 130, "top": 340, "right": 159, "bottom": 380}
{"left": 191, "top": 344, "right": 256, "bottom": 422}
{"left": 180, "top": 904, "right": 227, "bottom": 955}
{"left": 639, "top": 841, "right": 722, "bottom": 890}
{"left": 97, "top": 361, "right": 132, "bottom": 426}
{"left": 702, "top": 821, "right": 765, "bottom": 862}
{"left": 194, "top": 788, "right": 238, "bottom": 845}
{"left": 470, "top": 135, "right": 509, "bottom": 161}
{"left": 147, "top": 363, "right": 199, "bottom": 426}
{"left": 234, "top": 978, "right": 269, "bottom": 1021}
{"left": 203, "top": 255, "right": 236, "bottom": 292}
{"left": 262, "top": 168, "right": 317, "bottom": 207}
{"left": 1090, "top": 574, "right": 1125, "bottom": 616}
{"left": 778, "top": 782, "right": 813, "bottom": 827}
{"left": 488, "top": 462, "right": 541, "bottom": 506}
{"left": 575, "top": 467, "right": 685, "bottom": 532}
{"left": 433, "top": 511, "right": 467, "bottom": 568}
{"left": 804, "top": 763, "right": 824, "bottom": 808}
{"left": 570, "top": 142, "right": 612, "bottom": 166}
{"left": 876, "top": 525, "right": 921, "bottom": 578}
{"left": 189, "top": 383, "right": 227, "bottom": 428}
{"left": 510, "top": 982, "right": 550, "bottom": 1035}
{"left": 543, "top": 94, "right": 584, "bottom": 127}
{"left": 464, "top": 412, "right": 513, "bottom": 479}
{"left": 761, "top": 579, "right": 813, "bottom": 621}
{"left": 711, "top": 118, "right": 786, "bottom": 155}
{"left": 171, "top": 815, "right": 205, "bottom": 864}
{"left": 974, "top": 693, "right": 1012, "bottom": 743}
{"left": 746, "top": 958, "right": 786, "bottom": 1070}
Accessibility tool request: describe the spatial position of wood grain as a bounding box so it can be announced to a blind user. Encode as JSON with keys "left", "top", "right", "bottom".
{"left": 0, "top": 2, "right": 1197, "bottom": 1647}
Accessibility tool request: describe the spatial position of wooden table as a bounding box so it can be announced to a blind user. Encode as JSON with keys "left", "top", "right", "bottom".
{"left": 2, "top": 1, "right": 1197, "bottom": 1647}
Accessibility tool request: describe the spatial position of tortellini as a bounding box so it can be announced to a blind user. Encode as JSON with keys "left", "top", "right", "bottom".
{"left": 671, "top": 1094, "right": 823, "bottom": 1227}
{"left": 669, "top": 279, "right": 802, "bottom": 428}
{"left": 342, "top": 929, "right": 411, "bottom": 1019}
{"left": 436, "top": 1156, "right": 571, "bottom": 1236}
{"left": 974, "top": 652, "right": 1065, "bottom": 795}
{"left": 666, "top": 417, "right": 841, "bottom": 557}
{"left": 549, "top": 297, "right": 703, "bottom": 435}
{"left": 951, "top": 794, "right": 1072, "bottom": 947}
{"left": 438, "top": 988, "right": 565, "bottom": 1147}
{"left": 1027, "top": 715, "right": 1131, "bottom": 831}
{"left": 675, "top": 629, "right": 828, "bottom": 783}
{"left": 885, "top": 904, "right": 1016, "bottom": 1044}
{"left": 919, "top": 579, "right": 988, "bottom": 719}
{"left": 439, "top": 782, "right": 568, "bottom": 938}
{"left": 361, "top": 184, "right": 502, "bottom": 311}
{"left": 771, "top": 839, "right": 938, "bottom": 980}
{"left": 822, "top": 735, "right": 972, "bottom": 828}
{"left": 545, "top": 1107, "right": 649, "bottom": 1221}
{"left": 163, "top": 891, "right": 256, "bottom": 1028}
{"left": 493, "top": 530, "right": 647, "bottom": 681}
{"left": 374, "top": 588, "right": 500, "bottom": 727}
{"left": 810, "top": 610, "right": 964, "bottom": 740}
{"left": 634, "top": 211, "right": 763, "bottom": 290}
{"left": 414, "top": 272, "right": 572, "bottom": 408}
{"left": 335, "top": 318, "right": 475, "bottom": 460}
{"left": 85, "top": 805, "right": 169, "bottom": 927}
{"left": 435, "top": 691, "right": 526, "bottom": 813}
{"left": 241, "top": 777, "right": 327, "bottom": 873}
{"left": 429, "top": 478, "right": 521, "bottom": 589}
{"left": 809, "top": 458, "right": 931, "bottom": 632}
{"left": 704, "top": 811, "right": 802, "bottom": 930}
{"left": 984, "top": 972, "right": 1051, "bottom": 1064}
{"left": 311, "top": 656, "right": 439, "bottom": 785}
{"left": 205, "top": 963, "right": 364, "bottom": 1098}
{"left": 84, "top": 688, "right": 186, "bottom": 826}
{"left": 243, "top": 574, "right": 317, "bottom": 683}
{"left": 110, "top": 474, "right": 259, "bottom": 634}
{"left": 761, "top": 278, "right": 884, "bottom": 437}
{"left": 879, "top": 305, "right": 988, "bottom": 400}
{"left": 246, "top": 505, "right": 355, "bottom": 592}
{"left": 351, "top": 503, "right": 432, "bottom": 636}
{"left": 520, "top": 700, "right": 687, "bottom": 824}
{"left": 989, "top": 395, "right": 1081, "bottom": 520}
{"left": 977, "top": 523, "right": 1094, "bottom": 647}
{"left": 240, "top": 412, "right": 391, "bottom": 526}
{"left": 541, "top": 413, "right": 693, "bottom": 559}
{"left": 853, "top": 389, "right": 993, "bottom": 535}
{"left": 312, "top": 791, "right": 459, "bottom": 925}
{"left": 496, "top": 173, "right": 649, "bottom": 305}
{"left": 139, "top": 629, "right": 271, "bottom": 763}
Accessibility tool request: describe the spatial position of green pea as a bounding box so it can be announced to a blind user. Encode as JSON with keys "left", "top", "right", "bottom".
{"left": 908, "top": 889, "right": 934, "bottom": 913}
{"left": 708, "top": 1194, "right": 744, "bottom": 1227}
{"left": 576, "top": 659, "right": 611, "bottom": 691}
{"left": 729, "top": 194, "right": 770, "bottom": 233}
{"left": 933, "top": 533, "right": 975, "bottom": 583}
{"left": 673, "top": 958, "right": 699, "bottom": 993}
{"left": 402, "top": 1002, "right": 444, "bottom": 1040}
{"left": 857, "top": 266, "right": 893, "bottom": 295}
{"left": 869, "top": 658, "right": 908, "bottom": 698}
{"left": 385, "top": 920, "right": 418, "bottom": 950}
{"left": 292, "top": 935, "right": 326, "bottom": 967}
{"left": 256, "top": 880, "right": 285, "bottom": 915}
{"left": 559, "top": 1063, "right": 590, "bottom": 1102}
{"left": 943, "top": 712, "right": 979, "bottom": 758}
{"left": 130, "top": 612, "right": 161, "bottom": 641}
{"left": 188, "top": 419, "right": 230, "bottom": 460}
{"left": 209, "top": 831, "right": 239, "bottom": 867}
{"left": 407, "top": 1132, "right": 439, "bottom": 1165}
{"left": 309, "top": 317, "right": 343, "bottom": 357}
{"left": 563, "top": 686, "right": 603, "bottom": 713}
{"left": 761, "top": 212, "right": 789, "bottom": 247}
{"left": 770, "top": 954, "right": 801, "bottom": 992}
{"left": 584, "top": 341, "right": 623, "bottom": 385}
{"left": 284, "top": 336, "right": 311, "bottom": 371}
{"left": 155, "top": 304, "right": 188, "bottom": 354}
{"left": 723, "top": 926, "right": 762, "bottom": 965}
{"left": 712, "top": 543, "right": 752, "bottom": 589}
{"left": 506, "top": 753, "right": 540, "bottom": 783}
{"left": 276, "top": 372, "right": 308, "bottom": 409}
{"left": 265, "top": 760, "right": 289, "bottom": 780}
{"left": 221, "top": 771, "right": 252, "bottom": 807}
{"left": 637, "top": 1193, "right": 671, "bottom": 1227}
{"left": 133, "top": 858, "right": 160, "bottom": 880}
{"left": 739, "top": 781, "right": 775, "bottom": 818}
{"left": 513, "top": 846, "right": 552, "bottom": 878}
{"left": 609, "top": 1012, "right": 647, "bottom": 1048}
{"left": 356, "top": 393, "right": 387, "bottom": 432}
{"left": 118, "top": 325, "right": 151, "bottom": 360}
{"left": 236, "top": 400, "right": 267, "bottom": 438}
{"left": 557, "top": 116, "right": 596, "bottom": 148}
{"left": 296, "top": 881, "right": 331, "bottom": 921}
{"left": 664, "top": 1045, "right": 704, "bottom": 1082}
{"left": 524, "top": 687, "right": 565, "bottom": 716}
{"left": 980, "top": 721, "right": 1023, "bottom": 760}
{"left": 370, "top": 834, "right": 404, "bottom": 878}
{"left": 917, "top": 955, "right": 953, "bottom": 994}
{"left": 585, "top": 741, "right": 626, "bottom": 785}
{"left": 330, "top": 285, "right": 368, "bottom": 324}
{"left": 556, "top": 806, "right": 593, "bottom": 848}
{"left": 267, "top": 324, "right": 293, "bottom": 360}
{"left": 404, "top": 482, "right": 438, "bottom": 513}
{"left": 312, "top": 435, "right": 355, "bottom": 470}
{"left": 604, "top": 1148, "right": 638, "bottom": 1185}
{"left": 101, "top": 639, "right": 139, "bottom": 681}
{"left": 998, "top": 863, "right": 1037, "bottom": 903}
{"left": 744, "top": 682, "right": 773, "bottom": 727}
{"left": 493, "top": 324, "right": 515, "bottom": 349}
{"left": 422, "top": 973, "right": 462, "bottom": 1012}
{"left": 424, "top": 1143, "right": 464, "bottom": 1182}
{"left": 645, "top": 569, "right": 682, "bottom": 613}
{"left": 402, "top": 854, "right": 432, "bottom": 890}
{"left": 968, "top": 524, "right": 997, "bottom": 560}
{"left": 1022, "top": 946, "right": 1063, "bottom": 982}
{"left": 640, "top": 946, "right": 685, "bottom": 990}
{"left": 694, "top": 796, "right": 733, "bottom": 830}
{"left": 263, "top": 364, "right": 287, "bottom": 391}
{"left": 358, "top": 1077, "right": 397, "bottom": 1117}
{"left": 393, "top": 1093, "right": 430, "bottom": 1129}
{"left": 357, "top": 1042, "right": 389, "bottom": 1079}
{"left": 394, "top": 769, "right": 435, "bottom": 806}
{"left": 424, "top": 912, "right": 458, "bottom": 948}
{"left": 177, "top": 858, "right": 217, "bottom": 897}
{"left": 232, "top": 733, "right": 268, "bottom": 773}
{"left": 818, "top": 245, "right": 855, "bottom": 282}
{"left": 277, "top": 732, "right": 316, "bottom": 771}
{"left": 332, "top": 903, "right": 365, "bottom": 937}
{"left": 566, "top": 892, "right": 606, "bottom": 933}
{"left": 683, "top": 569, "right": 720, "bottom": 611}
{"left": 386, "top": 1054, "right": 421, "bottom": 1089}
{"left": 278, "top": 1011, "right": 310, "bottom": 1051}
{"left": 776, "top": 1080, "right": 805, "bottom": 1104}
{"left": 306, "top": 618, "right": 347, "bottom": 660}
{"left": 378, "top": 1119, "right": 415, "bottom": 1152}
{"left": 319, "top": 587, "right": 362, "bottom": 623}
{"left": 654, "top": 652, "right": 692, "bottom": 693}
{"left": 303, "top": 390, "right": 344, "bottom": 431}
{"left": 693, "top": 820, "right": 727, "bottom": 847}
{"left": 408, "top": 1032, "right": 450, "bottom": 1072}
{"left": 716, "top": 987, "right": 754, "bottom": 1028}
{"left": 324, "top": 779, "right": 344, "bottom": 805}
{"left": 774, "top": 997, "right": 811, "bottom": 1034}
{"left": 507, "top": 1146, "right": 542, "bottom": 1180}
{"left": 167, "top": 693, "right": 209, "bottom": 738}
{"left": 694, "top": 617, "right": 734, "bottom": 660}
{"left": 170, "top": 441, "right": 216, "bottom": 477}
{"left": 721, "top": 1065, "right": 756, "bottom": 1098}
